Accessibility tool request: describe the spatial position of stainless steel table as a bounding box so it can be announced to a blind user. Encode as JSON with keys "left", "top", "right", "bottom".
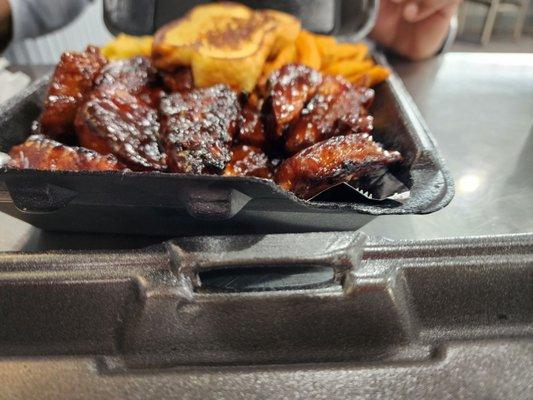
{"left": 1, "top": 52, "right": 532, "bottom": 250}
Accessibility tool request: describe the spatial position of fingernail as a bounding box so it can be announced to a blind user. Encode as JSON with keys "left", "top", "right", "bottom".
{"left": 403, "top": 2, "right": 419, "bottom": 21}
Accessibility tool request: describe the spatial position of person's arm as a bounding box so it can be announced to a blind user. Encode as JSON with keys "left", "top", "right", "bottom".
{"left": 3, "top": 0, "right": 92, "bottom": 46}
{"left": 0, "top": 0, "right": 12, "bottom": 51}
{"left": 371, "top": 0, "right": 461, "bottom": 61}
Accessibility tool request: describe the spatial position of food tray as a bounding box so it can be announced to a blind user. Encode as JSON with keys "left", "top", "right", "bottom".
{"left": 0, "top": 231, "right": 531, "bottom": 399}
{"left": 0, "top": 57, "right": 453, "bottom": 236}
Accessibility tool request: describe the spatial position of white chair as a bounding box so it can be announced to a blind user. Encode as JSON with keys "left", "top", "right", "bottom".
{"left": 458, "top": 0, "right": 530, "bottom": 45}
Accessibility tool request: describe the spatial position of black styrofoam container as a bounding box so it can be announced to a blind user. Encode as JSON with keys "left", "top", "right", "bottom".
{"left": 0, "top": 231, "right": 531, "bottom": 370}
{"left": 0, "top": 231, "right": 531, "bottom": 398}
{"left": 103, "top": 0, "right": 379, "bottom": 39}
{"left": 0, "top": 57, "right": 453, "bottom": 236}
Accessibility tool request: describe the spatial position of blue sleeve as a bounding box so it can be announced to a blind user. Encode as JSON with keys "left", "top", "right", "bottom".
{"left": 8, "top": 0, "right": 93, "bottom": 41}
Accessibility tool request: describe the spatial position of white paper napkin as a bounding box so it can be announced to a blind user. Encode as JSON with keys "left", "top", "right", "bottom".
{"left": 0, "top": 58, "right": 31, "bottom": 105}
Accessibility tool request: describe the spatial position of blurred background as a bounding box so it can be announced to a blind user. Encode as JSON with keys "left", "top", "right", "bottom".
{"left": 455, "top": 0, "right": 532, "bottom": 51}
{"left": 2, "top": 0, "right": 532, "bottom": 65}
{"left": 3, "top": 0, "right": 111, "bottom": 64}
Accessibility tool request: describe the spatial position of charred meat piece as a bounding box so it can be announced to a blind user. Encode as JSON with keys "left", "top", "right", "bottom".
{"left": 95, "top": 56, "right": 163, "bottom": 107}
{"left": 263, "top": 64, "right": 322, "bottom": 138}
{"left": 39, "top": 46, "right": 106, "bottom": 138}
{"left": 8, "top": 134, "right": 125, "bottom": 171}
{"left": 357, "top": 115, "right": 374, "bottom": 133}
{"left": 160, "top": 85, "right": 240, "bottom": 174}
{"left": 356, "top": 87, "right": 375, "bottom": 133}
{"left": 238, "top": 98, "right": 266, "bottom": 148}
{"left": 285, "top": 75, "right": 373, "bottom": 154}
{"left": 275, "top": 133, "right": 401, "bottom": 199}
{"left": 223, "top": 145, "right": 272, "bottom": 179}
{"left": 160, "top": 67, "right": 194, "bottom": 93}
{"left": 357, "top": 87, "right": 375, "bottom": 110}
{"left": 75, "top": 57, "right": 167, "bottom": 171}
{"left": 97, "top": 56, "right": 156, "bottom": 94}
{"left": 75, "top": 88, "right": 166, "bottom": 171}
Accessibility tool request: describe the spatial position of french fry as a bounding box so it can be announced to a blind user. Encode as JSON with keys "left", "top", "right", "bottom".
{"left": 314, "top": 34, "right": 338, "bottom": 66}
{"left": 295, "top": 30, "right": 321, "bottom": 70}
{"left": 323, "top": 59, "right": 374, "bottom": 77}
{"left": 366, "top": 65, "right": 391, "bottom": 87}
{"left": 337, "top": 42, "right": 368, "bottom": 62}
{"left": 317, "top": 39, "right": 369, "bottom": 67}
{"left": 314, "top": 34, "right": 337, "bottom": 54}
{"left": 262, "top": 43, "right": 297, "bottom": 77}
{"left": 101, "top": 34, "right": 153, "bottom": 60}
{"left": 348, "top": 74, "right": 371, "bottom": 87}
{"left": 348, "top": 65, "right": 391, "bottom": 87}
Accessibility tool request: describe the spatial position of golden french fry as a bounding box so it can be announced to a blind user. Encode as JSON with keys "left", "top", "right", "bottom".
{"left": 323, "top": 59, "right": 374, "bottom": 76}
{"left": 318, "top": 40, "right": 369, "bottom": 67}
{"left": 366, "top": 65, "right": 391, "bottom": 86}
{"left": 338, "top": 42, "right": 368, "bottom": 61}
{"left": 262, "top": 43, "right": 297, "bottom": 77}
{"left": 295, "top": 30, "right": 321, "bottom": 70}
{"left": 348, "top": 65, "right": 391, "bottom": 87}
{"left": 314, "top": 34, "right": 337, "bottom": 53}
{"left": 101, "top": 34, "right": 153, "bottom": 60}
{"left": 314, "top": 34, "right": 337, "bottom": 66}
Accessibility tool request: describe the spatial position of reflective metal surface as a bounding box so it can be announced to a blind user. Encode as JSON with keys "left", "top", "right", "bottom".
{"left": 1, "top": 52, "right": 532, "bottom": 250}
{"left": 364, "top": 52, "right": 533, "bottom": 239}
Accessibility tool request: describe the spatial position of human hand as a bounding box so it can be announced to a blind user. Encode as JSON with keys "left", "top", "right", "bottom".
{"left": 370, "top": 0, "right": 461, "bottom": 60}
